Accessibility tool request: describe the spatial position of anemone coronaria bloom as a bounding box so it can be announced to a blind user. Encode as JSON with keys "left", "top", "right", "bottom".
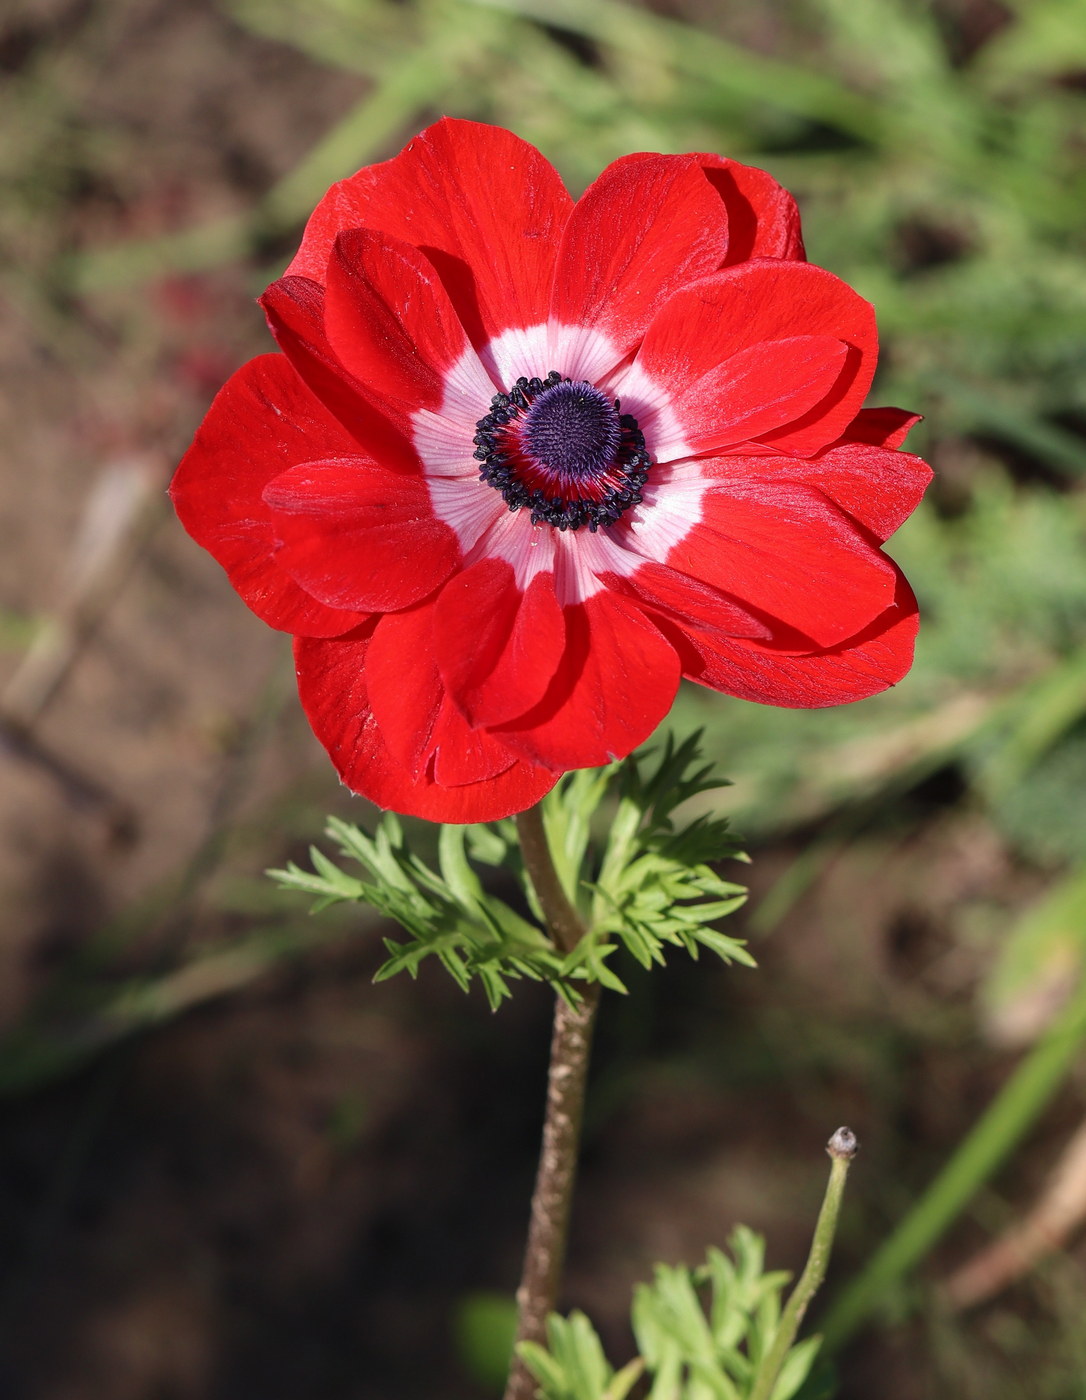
{"left": 171, "top": 118, "right": 931, "bottom": 822}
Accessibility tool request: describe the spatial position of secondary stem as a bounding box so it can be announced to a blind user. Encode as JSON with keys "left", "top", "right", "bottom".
{"left": 503, "top": 805, "right": 601, "bottom": 1400}
{"left": 748, "top": 1128, "right": 858, "bottom": 1400}
{"left": 821, "top": 969, "right": 1086, "bottom": 1349}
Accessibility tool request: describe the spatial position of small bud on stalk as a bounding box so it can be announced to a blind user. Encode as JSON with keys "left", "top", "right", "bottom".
{"left": 828, "top": 1126, "right": 859, "bottom": 1161}
{"left": 748, "top": 1127, "right": 858, "bottom": 1400}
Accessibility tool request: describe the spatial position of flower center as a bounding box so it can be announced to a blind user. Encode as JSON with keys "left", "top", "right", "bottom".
{"left": 523, "top": 379, "right": 622, "bottom": 478}
{"left": 473, "top": 371, "right": 652, "bottom": 532}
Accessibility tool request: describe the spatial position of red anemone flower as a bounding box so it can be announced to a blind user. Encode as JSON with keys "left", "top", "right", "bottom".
{"left": 171, "top": 118, "right": 931, "bottom": 823}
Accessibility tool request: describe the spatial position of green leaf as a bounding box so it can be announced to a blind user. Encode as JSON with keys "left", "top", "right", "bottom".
{"left": 270, "top": 732, "right": 746, "bottom": 1002}
{"left": 770, "top": 1335, "right": 822, "bottom": 1400}
{"left": 605, "top": 1358, "right": 648, "bottom": 1400}
{"left": 520, "top": 1310, "right": 622, "bottom": 1400}
{"left": 453, "top": 1290, "right": 517, "bottom": 1390}
{"left": 531, "top": 1227, "right": 823, "bottom": 1399}
{"left": 438, "top": 823, "right": 486, "bottom": 908}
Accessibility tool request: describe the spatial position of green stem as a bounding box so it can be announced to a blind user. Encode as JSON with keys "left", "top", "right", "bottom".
{"left": 820, "top": 971, "right": 1086, "bottom": 1350}
{"left": 749, "top": 1129, "right": 857, "bottom": 1400}
{"left": 504, "top": 803, "right": 600, "bottom": 1400}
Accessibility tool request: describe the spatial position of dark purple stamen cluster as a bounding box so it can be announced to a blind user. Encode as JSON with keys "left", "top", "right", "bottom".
{"left": 472, "top": 371, "right": 652, "bottom": 532}
{"left": 523, "top": 379, "right": 622, "bottom": 477}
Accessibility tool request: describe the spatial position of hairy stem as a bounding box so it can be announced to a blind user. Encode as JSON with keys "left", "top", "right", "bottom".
{"left": 503, "top": 805, "right": 600, "bottom": 1400}
{"left": 515, "top": 802, "right": 584, "bottom": 954}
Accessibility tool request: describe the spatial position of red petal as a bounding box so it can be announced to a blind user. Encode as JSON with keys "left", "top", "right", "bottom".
{"left": 833, "top": 406, "right": 922, "bottom": 450}
{"left": 664, "top": 476, "right": 897, "bottom": 648}
{"left": 636, "top": 261, "right": 878, "bottom": 458}
{"left": 363, "top": 600, "right": 528, "bottom": 786}
{"left": 260, "top": 276, "right": 419, "bottom": 468}
{"left": 429, "top": 704, "right": 523, "bottom": 787}
{"left": 170, "top": 354, "right": 370, "bottom": 637}
{"left": 433, "top": 560, "right": 567, "bottom": 726}
{"left": 661, "top": 335, "right": 849, "bottom": 456}
{"left": 354, "top": 601, "right": 448, "bottom": 778}
{"left": 550, "top": 154, "right": 730, "bottom": 367}
{"left": 323, "top": 229, "right": 483, "bottom": 411}
{"left": 285, "top": 118, "right": 573, "bottom": 351}
{"left": 697, "top": 154, "right": 806, "bottom": 263}
{"left": 495, "top": 589, "right": 681, "bottom": 769}
{"left": 601, "top": 559, "right": 773, "bottom": 641}
{"left": 675, "top": 569, "right": 919, "bottom": 707}
{"left": 295, "top": 631, "right": 559, "bottom": 821}
{"left": 262, "top": 459, "right": 460, "bottom": 611}
{"left": 701, "top": 442, "right": 932, "bottom": 542}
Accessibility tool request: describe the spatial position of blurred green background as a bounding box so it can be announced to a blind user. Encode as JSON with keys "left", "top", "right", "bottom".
{"left": 2, "top": 0, "right": 1086, "bottom": 1396}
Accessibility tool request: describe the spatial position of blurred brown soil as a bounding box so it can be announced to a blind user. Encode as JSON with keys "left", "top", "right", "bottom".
{"left": 0, "top": 3, "right": 1083, "bottom": 1399}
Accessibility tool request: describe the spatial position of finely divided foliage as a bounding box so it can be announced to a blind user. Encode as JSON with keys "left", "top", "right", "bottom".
{"left": 270, "top": 735, "right": 751, "bottom": 1007}
{"left": 172, "top": 119, "right": 930, "bottom": 822}
{"left": 520, "top": 1227, "right": 825, "bottom": 1400}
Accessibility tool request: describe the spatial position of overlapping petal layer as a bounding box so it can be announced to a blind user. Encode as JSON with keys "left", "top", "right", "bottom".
{"left": 707, "top": 442, "right": 933, "bottom": 543}
{"left": 494, "top": 590, "right": 682, "bottom": 770}
{"left": 294, "top": 628, "right": 560, "bottom": 823}
{"left": 674, "top": 569, "right": 920, "bottom": 707}
{"left": 171, "top": 354, "right": 370, "bottom": 637}
{"left": 650, "top": 475, "right": 898, "bottom": 648}
{"left": 433, "top": 561, "right": 567, "bottom": 727}
{"left": 260, "top": 276, "right": 418, "bottom": 468}
{"left": 549, "top": 154, "right": 731, "bottom": 379}
{"left": 262, "top": 459, "right": 460, "bottom": 612}
{"left": 172, "top": 118, "right": 930, "bottom": 821}
{"left": 287, "top": 119, "right": 572, "bottom": 351}
{"left": 634, "top": 260, "right": 878, "bottom": 459}
{"left": 323, "top": 229, "right": 494, "bottom": 416}
{"left": 697, "top": 153, "right": 806, "bottom": 263}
